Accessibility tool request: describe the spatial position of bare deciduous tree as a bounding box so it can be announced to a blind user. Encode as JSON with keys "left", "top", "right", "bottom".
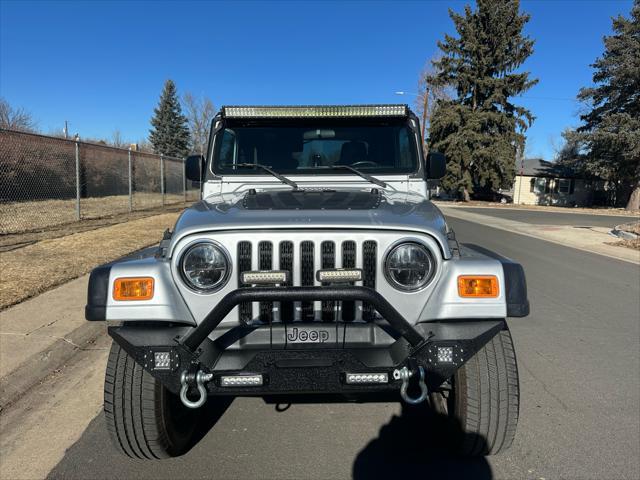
{"left": 183, "top": 92, "right": 215, "bottom": 155}
{"left": 110, "top": 129, "right": 129, "bottom": 149}
{"left": 414, "top": 55, "right": 452, "bottom": 140}
{"left": 0, "top": 97, "right": 37, "bottom": 132}
{"left": 136, "top": 138, "right": 154, "bottom": 153}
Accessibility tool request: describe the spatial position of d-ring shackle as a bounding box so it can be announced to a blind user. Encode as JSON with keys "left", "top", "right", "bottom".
{"left": 180, "top": 370, "right": 213, "bottom": 409}
{"left": 393, "top": 365, "right": 428, "bottom": 404}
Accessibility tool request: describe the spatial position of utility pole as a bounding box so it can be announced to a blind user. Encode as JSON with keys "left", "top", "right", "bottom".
{"left": 421, "top": 87, "right": 429, "bottom": 156}
{"left": 395, "top": 89, "right": 430, "bottom": 155}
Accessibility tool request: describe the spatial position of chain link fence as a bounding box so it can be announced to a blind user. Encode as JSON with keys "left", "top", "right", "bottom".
{"left": 0, "top": 129, "right": 200, "bottom": 235}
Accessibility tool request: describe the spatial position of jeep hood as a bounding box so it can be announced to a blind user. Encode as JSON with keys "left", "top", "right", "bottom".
{"left": 170, "top": 188, "right": 451, "bottom": 258}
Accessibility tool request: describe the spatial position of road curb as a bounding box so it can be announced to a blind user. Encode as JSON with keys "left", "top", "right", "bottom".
{"left": 440, "top": 206, "right": 640, "bottom": 265}
{"left": 0, "top": 321, "right": 107, "bottom": 411}
{"left": 431, "top": 200, "right": 639, "bottom": 218}
{"left": 0, "top": 246, "right": 159, "bottom": 411}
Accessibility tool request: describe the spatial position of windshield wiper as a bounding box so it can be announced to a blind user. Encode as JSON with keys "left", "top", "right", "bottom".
{"left": 319, "top": 165, "right": 387, "bottom": 188}
{"left": 221, "top": 163, "right": 300, "bottom": 191}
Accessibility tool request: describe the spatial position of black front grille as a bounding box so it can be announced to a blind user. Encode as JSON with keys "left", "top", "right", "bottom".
{"left": 279, "top": 241, "right": 294, "bottom": 322}
{"left": 237, "top": 241, "right": 252, "bottom": 324}
{"left": 236, "top": 239, "right": 377, "bottom": 323}
{"left": 258, "top": 241, "right": 273, "bottom": 322}
{"left": 300, "top": 241, "right": 315, "bottom": 320}
{"left": 362, "top": 241, "right": 377, "bottom": 320}
{"left": 341, "top": 240, "right": 356, "bottom": 321}
{"left": 321, "top": 241, "right": 335, "bottom": 321}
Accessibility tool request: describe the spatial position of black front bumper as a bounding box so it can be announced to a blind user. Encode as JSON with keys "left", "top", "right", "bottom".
{"left": 107, "top": 286, "right": 508, "bottom": 399}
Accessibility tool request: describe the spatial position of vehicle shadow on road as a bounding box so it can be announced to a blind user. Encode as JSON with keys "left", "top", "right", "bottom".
{"left": 352, "top": 403, "right": 492, "bottom": 479}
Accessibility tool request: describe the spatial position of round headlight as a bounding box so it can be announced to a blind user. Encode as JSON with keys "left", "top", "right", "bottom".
{"left": 180, "top": 242, "right": 230, "bottom": 292}
{"left": 384, "top": 242, "right": 435, "bottom": 291}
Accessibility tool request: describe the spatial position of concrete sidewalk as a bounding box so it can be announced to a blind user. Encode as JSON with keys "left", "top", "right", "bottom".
{"left": 0, "top": 274, "right": 107, "bottom": 410}
{"left": 440, "top": 205, "right": 640, "bottom": 264}
{"left": 0, "top": 244, "right": 161, "bottom": 410}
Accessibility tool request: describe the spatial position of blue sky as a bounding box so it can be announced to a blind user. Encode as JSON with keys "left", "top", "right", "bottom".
{"left": 0, "top": 0, "right": 633, "bottom": 159}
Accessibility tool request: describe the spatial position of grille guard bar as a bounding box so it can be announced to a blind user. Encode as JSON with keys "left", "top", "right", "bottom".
{"left": 180, "top": 286, "right": 425, "bottom": 351}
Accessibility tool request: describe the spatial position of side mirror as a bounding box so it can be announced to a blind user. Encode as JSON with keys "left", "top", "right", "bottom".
{"left": 185, "top": 154, "right": 205, "bottom": 182}
{"left": 426, "top": 151, "right": 447, "bottom": 179}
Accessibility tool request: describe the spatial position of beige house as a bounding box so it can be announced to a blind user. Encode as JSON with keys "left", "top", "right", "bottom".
{"left": 512, "top": 159, "right": 605, "bottom": 206}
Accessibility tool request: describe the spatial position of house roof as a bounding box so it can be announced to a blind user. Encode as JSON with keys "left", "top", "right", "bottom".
{"left": 518, "top": 158, "right": 582, "bottom": 179}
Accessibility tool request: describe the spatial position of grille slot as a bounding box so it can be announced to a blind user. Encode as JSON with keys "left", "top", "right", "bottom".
{"left": 362, "top": 240, "right": 377, "bottom": 320}
{"left": 341, "top": 240, "right": 356, "bottom": 321}
{"left": 258, "top": 241, "right": 273, "bottom": 322}
{"left": 300, "top": 241, "right": 315, "bottom": 320}
{"left": 237, "top": 241, "right": 252, "bottom": 324}
{"left": 320, "top": 241, "right": 335, "bottom": 321}
{"left": 235, "top": 237, "right": 377, "bottom": 323}
{"left": 279, "top": 241, "right": 294, "bottom": 322}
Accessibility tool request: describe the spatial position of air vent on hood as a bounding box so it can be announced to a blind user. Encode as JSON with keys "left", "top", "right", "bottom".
{"left": 242, "top": 189, "right": 382, "bottom": 211}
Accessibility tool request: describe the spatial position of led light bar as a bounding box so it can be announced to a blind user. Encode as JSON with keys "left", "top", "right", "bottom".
{"left": 316, "top": 268, "right": 362, "bottom": 283}
{"left": 437, "top": 346, "right": 454, "bottom": 363}
{"left": 345, "top": 373, "right": 389, "bottom": 384}
{"left": 223, "top": 105, "right": 407, "bottom": 118}
{"left": 220, "top": 374, "right": 264, "bottom": 387}
{"left": 241, "top": 270, "right": 290, "bottom": 285}
{"left": 153, "top": 352, "right": 171, "bottom": 370}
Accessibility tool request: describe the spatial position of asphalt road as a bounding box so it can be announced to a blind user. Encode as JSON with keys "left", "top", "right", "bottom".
{"left": 457, "top": 206, "right": 638, "bottom": 228}
{"left": 46, "top": 217, "right": 640, "bottom": 480}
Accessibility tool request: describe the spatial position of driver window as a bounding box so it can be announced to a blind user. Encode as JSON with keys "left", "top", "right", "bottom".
{"left": 219, "top": 129, "right": 236, "bottom": 165}
{"left": 398, "top": 127, "right": 412, "bottom": 168}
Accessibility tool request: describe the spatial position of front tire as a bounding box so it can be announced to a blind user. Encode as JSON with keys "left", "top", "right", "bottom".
{"left": 104, "top": 342, "right": 229, "bottom": 459}
{"left": 431, "top": 328, "right": 520, "bottom": 456}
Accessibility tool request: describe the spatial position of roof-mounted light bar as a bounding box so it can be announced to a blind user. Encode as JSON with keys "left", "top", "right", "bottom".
{"left": 222, "top": 105, "right": 408, "bottom": 118}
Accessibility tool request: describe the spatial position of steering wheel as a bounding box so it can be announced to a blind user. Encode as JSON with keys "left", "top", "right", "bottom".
{"left": 350, "top": 161, "right": 379, "bottom": 168}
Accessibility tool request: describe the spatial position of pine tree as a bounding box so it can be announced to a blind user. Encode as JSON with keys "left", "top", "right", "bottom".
{"left": 428, "top": 0, "right": 538, "bottom": 200}
{"left": 149, "top": 80, "right": 191, "bottom": 158}
{"left": 576, "top": 0, "right": 640, "bottom": 210}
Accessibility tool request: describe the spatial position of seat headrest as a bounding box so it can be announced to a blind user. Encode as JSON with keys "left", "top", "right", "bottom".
{"left": 339, "top": 141, "right": 367, "bottom": 165}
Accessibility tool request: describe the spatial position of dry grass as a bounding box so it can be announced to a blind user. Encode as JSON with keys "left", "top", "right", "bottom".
{"left": 0, "top": 192, "right": 197, "bottom": 235}
{"left": 609, "top": 221, "right": 640, "bottom": 251}
{"left": 607, "top": 239, "right": 640, "bottom": 251}
{"left": 619, "top": 222, "right": 640, "bottom": 235}
{"left": 0, "top": 212, "right": 181, "bottom": 309}
{"left": 0, "top": 203, "right": 189, "bottom": 252}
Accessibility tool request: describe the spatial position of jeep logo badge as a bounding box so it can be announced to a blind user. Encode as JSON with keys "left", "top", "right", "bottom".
{"left": 287, "top": 327, "right": 330, "bottom": 343}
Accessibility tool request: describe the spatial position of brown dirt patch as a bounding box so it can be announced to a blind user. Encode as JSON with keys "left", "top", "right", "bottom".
{"left": 0, "top": 212, "right": 181, "bottom": 309}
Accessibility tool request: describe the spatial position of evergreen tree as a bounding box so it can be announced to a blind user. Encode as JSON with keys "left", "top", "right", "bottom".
{"left": 576, "top": 0, "right": 640, "bottom": 210}
{"left": 149, "top": 80, "right": 191, "bottom": 157}
{"left": 428, "top": 0, "right": 538, "bottom": 200}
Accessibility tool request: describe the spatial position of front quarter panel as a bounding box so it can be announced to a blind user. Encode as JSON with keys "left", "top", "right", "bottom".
{"left": 103, "top": 257, "right": 195, "bottom": 324}
{"left": 420, "top": 254, "right": 507, "bottom": 321}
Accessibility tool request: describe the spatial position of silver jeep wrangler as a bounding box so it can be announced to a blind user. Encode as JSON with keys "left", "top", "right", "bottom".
{"left": 86, "top": 105, "right": 529, "bottom": 459}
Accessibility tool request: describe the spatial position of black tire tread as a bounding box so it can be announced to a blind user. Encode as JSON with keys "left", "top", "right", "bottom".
{"left": 454, "top": 329, "right": 519, "bottom": 456}
{"left": 104, "top": 343, "right": 175, "bottom": 459}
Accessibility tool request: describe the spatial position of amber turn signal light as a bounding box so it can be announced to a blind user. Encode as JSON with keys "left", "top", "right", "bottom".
{"left": 457, "top": 275, "right": 499, "bottom": 298}
{"left": 113, "top": 277, "right": 154, "bottom": 301}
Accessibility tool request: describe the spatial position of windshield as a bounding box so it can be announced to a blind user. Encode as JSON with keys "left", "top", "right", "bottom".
{"left": 212, "top": 121, "right": 419, "bottom": 176}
